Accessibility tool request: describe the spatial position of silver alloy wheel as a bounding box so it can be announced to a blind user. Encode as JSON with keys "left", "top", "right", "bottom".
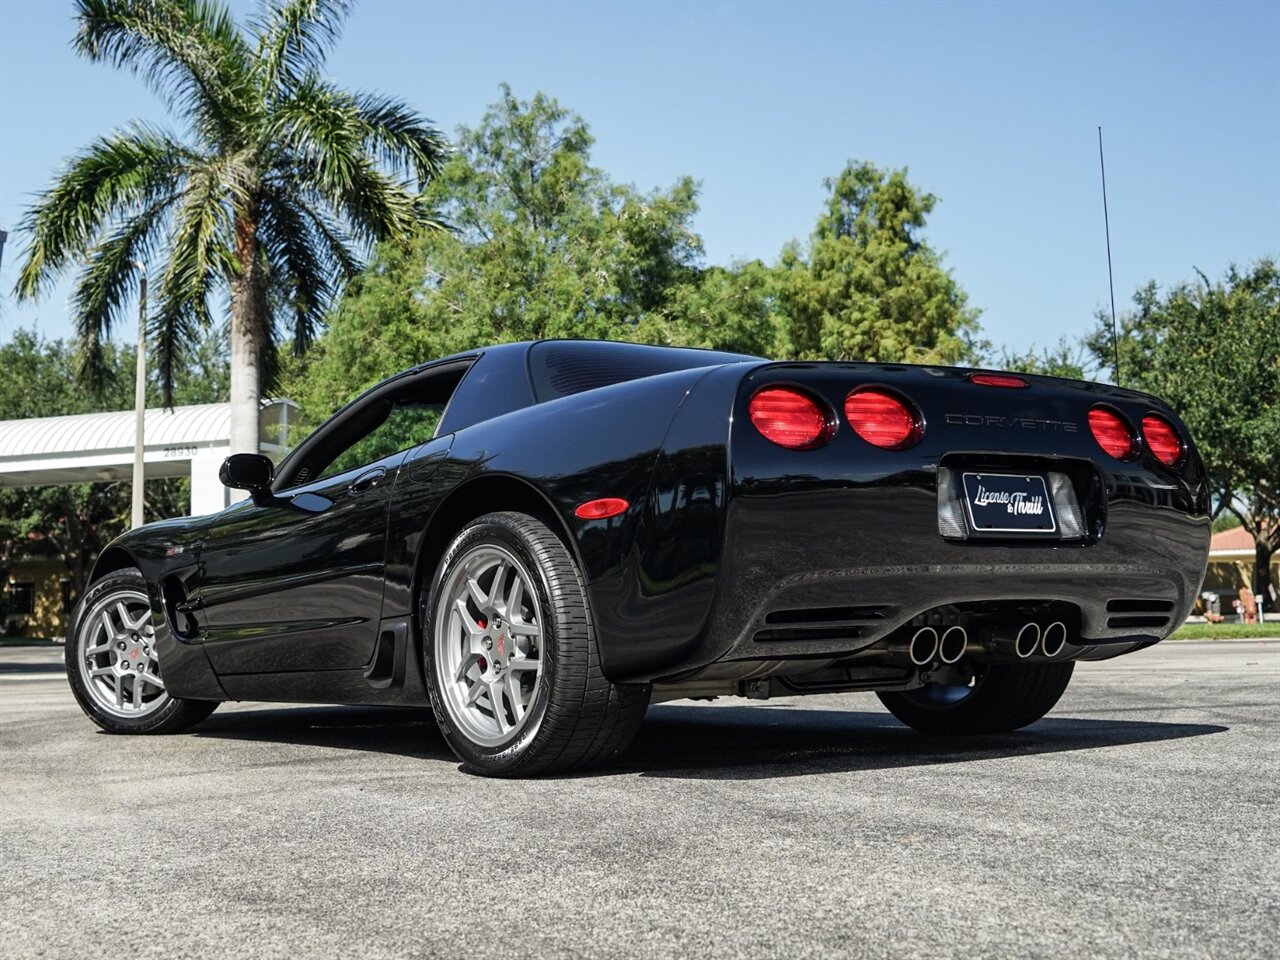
{"left": 434, "top": 544, "right": 545, "bottom": 748}
{"left": 77, "top": 589, "right": 169, "bottom": 719}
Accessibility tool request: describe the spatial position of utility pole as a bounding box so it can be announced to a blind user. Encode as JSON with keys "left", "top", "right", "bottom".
{"left": 131, "top": 262, "right": 147, "bottom": 529}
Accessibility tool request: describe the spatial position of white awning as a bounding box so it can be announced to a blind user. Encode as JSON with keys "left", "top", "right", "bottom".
{"left": 0, "top": 400, "right": 296, "bottom": 487}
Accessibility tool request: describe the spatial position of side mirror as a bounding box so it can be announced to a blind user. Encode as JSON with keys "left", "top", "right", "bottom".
{"left": 219, "top": 454, "right": 275, "bottom": 505}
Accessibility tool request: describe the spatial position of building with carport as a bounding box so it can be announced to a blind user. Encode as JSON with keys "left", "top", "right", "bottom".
{"left": 1, "top": 400, "right": 295, "bottom": 637}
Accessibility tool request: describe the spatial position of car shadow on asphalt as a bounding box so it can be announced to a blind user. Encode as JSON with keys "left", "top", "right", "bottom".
{"left": 193, "top": 705, "right": 445, "bottom": 759}
{"left": 188, "top": 702, "right": 1227, "bottom": 780}
{"left": 623, "top": 706, "right": 1227, "bottom": 780}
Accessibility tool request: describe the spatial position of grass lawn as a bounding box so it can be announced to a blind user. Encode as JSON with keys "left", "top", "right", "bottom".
{"left": 1168, "top": 622, "right": 1280, "bottom": 640}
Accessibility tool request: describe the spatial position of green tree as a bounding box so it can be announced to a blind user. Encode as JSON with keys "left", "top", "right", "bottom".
{"left": 637, "top": 260, "right": 780, "bottom": 356}
{"left": 13, "top": 0, "right": 446, "bottom": 455}
{"left": 774, "top": 161, "right": 980, "bottom": 364}
{"left": 286, "top": 102, "right": 992, "bottom": 433}
{"left": 284, "top": 87, "right": 710, "bottom": 422}
{"left": 996, "top": 337, "right": 1092, "bottom": 380}
{"left": 1086, "top": 260, "right": 1280, "bottom": 601}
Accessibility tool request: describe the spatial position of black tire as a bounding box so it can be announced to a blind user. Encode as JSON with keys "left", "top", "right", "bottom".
{"left": 877, "top": 661, "right": 1074, "bottom": 735}
{"left": 66, "top": 568, "right": 219, "bottom": 734}
{"left": 424, "top": 512, "right": 650, "bottom": 777}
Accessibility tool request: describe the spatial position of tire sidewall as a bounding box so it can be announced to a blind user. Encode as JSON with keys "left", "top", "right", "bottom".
{"left": 879, "top": 661, "right": 1074, "bottom": 734}
{"left": 423, "top": 515, "right": 562, "bottom": 774}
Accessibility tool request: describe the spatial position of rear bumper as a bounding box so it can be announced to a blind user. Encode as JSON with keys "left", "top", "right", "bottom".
{"left": 699, "top": 490, "right": 1209, "bottom": 668}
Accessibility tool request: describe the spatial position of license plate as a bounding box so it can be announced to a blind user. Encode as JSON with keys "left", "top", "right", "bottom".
{"left": 961, "top": 472, "right": 1057, "bottom": 534}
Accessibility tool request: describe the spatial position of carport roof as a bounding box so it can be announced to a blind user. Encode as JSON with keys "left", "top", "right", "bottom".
{"left": 0, "top": 403, "right": 235, "bottom": 457}
{"left": 0, "top": 400, "right": 297, "bottom": 487}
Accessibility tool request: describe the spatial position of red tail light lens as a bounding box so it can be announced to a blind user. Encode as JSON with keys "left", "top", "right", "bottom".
{"left": 748, "top": 386, "right": 834, "bottom": 450}
{"left": 1088, "top": 406, "right": 1137, "bottom": 460}
{"left": 844, "top": 388, "right": 923, "bottom": 450}
{"left": 969, "top": 373, "right": 1028, "bottom": 389}
{"left": 1141, "top": 414, "right": 1184, "bottom": 467}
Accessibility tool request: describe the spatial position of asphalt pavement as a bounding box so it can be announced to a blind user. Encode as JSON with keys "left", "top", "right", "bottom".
{"left": 1, "top": 640, "right": 1277, "bottom": 960}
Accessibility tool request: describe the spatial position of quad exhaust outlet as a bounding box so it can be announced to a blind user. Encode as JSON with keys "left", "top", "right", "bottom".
{"left": 989, "top": 621, "right": 1041, "bottom": 660}
{"left": 908, "top": 627, "right": 939, "bottom": 666}
{"left": 889, "top": 619, "right": 1070, "bottom": 667}
{"left": 1041, "top": 621, "right": 1067, "bottom": 658}
{"left": 901, "top": 624, "right": 968, "bottom": 666}
{"left": 938, "top": 625, "right": 968, "bottom": 664}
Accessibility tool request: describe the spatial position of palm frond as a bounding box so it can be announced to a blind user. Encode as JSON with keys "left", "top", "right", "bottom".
{"left": 351, "top": 90, "right": 450, "bottom": 188}
{"left": 271, "top": 75, "right": 448, "bottom": 188}
{"left": 15, "top": 124, "right": 189, "bottom": 300}
{"left": 74, "top": 0, "right": 254, "bottom": 140}
{"left": 258, "top": 186, "right": 333, "bottom": 354}
{"left": 71, "top": 195, "right": 177, "bottom": 391}
{"left": 323, "top": 157, "right": 423, "bottom": 244}
{"left": 267, "top": 75, "right": 444, "bottom": 242}
{"left": 152, "top": 156, "right": 236, "bottom": 404}
{"left": 253, "top": 0, "right": 352, "bottom": 92}
{"left": 288, "top": 194, "right": 362, "bottom": 278}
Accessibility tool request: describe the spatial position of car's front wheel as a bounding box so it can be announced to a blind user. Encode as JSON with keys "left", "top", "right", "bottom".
{"left": 877, "top": 661, "right": 1074, "bottom": 735}
{"left": 424, "top": 512, "right": 650, "bottom": 777}
{"left": 66, "top": 568, "right": 218, "bottom": 734}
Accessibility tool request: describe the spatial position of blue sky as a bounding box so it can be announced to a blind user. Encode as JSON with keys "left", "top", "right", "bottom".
{"left": 1, "top": 0, "right": 1277, "bottom": 362}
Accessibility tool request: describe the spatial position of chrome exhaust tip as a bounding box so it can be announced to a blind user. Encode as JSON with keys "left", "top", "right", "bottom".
{"left": 909, "top": 627, "right": 940, "bottom": 666}
{"left": 938, "top": 625, "right": 968, "bottom": 664}
{"left": 1014, "top": 622, "right": 1041, "bottom": 659}
{"left": 1041, "top": 621, "right": 1068, "bottom": 658}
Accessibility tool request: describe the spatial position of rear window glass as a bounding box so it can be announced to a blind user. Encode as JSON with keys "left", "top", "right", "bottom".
{"left": 529, "top": 341, "right": 756, "bottom": 402}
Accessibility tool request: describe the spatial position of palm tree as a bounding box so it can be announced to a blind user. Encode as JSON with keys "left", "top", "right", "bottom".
{"left": 15, "top": 0, "right": 446, "bottom": 454}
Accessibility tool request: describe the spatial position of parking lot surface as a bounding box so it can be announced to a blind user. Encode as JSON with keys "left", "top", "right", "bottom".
{"left": 1, "top": 640, "right": 1277, "bottom": 959}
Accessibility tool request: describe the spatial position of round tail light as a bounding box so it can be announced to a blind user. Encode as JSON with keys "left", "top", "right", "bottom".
{"left": 1141, "top": 414, "right": 1185, "bottom": 467}
{"left": 748, "top": 386, "right": 834, "bottom": 450}
{"left": 1088, "top": 406, "right": 1137, "bottom": 460}
{"left": 844, "top": 388, "right": 923, "bottom": 450}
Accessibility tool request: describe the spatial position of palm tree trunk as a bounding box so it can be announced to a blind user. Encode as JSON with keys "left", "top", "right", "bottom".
{"left": 229, "top": 212, "right": 269, "bottom": 455}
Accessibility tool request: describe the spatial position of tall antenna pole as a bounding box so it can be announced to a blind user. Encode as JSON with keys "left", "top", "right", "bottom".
{"left": 1097, "top": 126, "right": 1122, "bottom": 386}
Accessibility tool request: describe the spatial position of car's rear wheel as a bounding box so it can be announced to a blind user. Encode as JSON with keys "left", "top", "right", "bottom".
{"left": 66, "top": 568, "right": 218, "bottom": 734}
{"left": 424, "top": 512, "right": 650, "bottom": 777}
{"left": 876, "top": 661, "right": 1074, "bottom": 734}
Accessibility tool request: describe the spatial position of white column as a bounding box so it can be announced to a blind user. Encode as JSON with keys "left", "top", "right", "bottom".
{"left": 189, "top": 447, "right": 230, "bottom": 516}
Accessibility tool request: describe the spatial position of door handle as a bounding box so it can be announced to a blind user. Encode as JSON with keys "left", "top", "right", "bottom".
{"left": 349, "top": 467, "right": 387, "bottom": 496}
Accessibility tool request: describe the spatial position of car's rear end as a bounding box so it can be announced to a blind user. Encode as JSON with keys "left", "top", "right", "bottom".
{"left": 680, "top": 361, "right": 1211, "bottom": 682}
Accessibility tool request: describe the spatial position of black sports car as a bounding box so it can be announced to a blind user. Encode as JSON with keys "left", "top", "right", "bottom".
{"left": 66, "top": 339, "right": 1211, "bottom": 776}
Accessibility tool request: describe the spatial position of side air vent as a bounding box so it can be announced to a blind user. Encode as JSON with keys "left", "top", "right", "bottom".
{"left": 161, "top": 575, "right": 203, "bottom": 640}
{"left": 1105, "top": 598, "right": 1174, "bottom": 630}
{"left": 754, "top": 605, "right": 893, "bottom": 643}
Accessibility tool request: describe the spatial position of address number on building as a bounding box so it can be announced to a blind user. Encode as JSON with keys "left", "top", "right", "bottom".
{"left": 162, "top": 445, "right": 198, "bottom": 459}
